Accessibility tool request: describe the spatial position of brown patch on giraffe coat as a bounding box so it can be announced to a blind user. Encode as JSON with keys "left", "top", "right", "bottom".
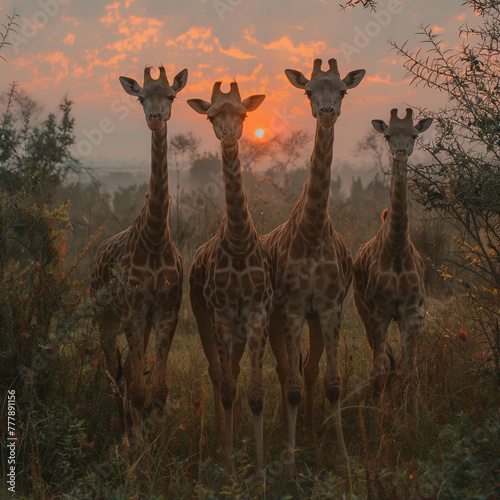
{"left": 290, "top": 238, "right": 304, "bottom": 260}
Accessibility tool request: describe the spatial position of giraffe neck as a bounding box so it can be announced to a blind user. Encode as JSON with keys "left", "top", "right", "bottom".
{"left": 144, "top": 126, "right": 171, "bottom": 245}
{"left": 384, "top": 156, "right": 409, "bottom": 251}
{"left": 221, "top": 140, "right": 253, "bottom": 251}
{"left": 299, "top": 123, "right": 334, "bottom": 231}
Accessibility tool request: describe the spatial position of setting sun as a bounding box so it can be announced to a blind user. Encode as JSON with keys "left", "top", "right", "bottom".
{"left": 255, "top": 128, "right": 264, "bottom": 138}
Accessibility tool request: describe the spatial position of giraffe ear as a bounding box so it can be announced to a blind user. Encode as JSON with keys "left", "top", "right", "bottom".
{"left": 415, "top": 117, "right": 433, "bottom": 133}
{"left": 242, "top": 94, "right": 266, "bottom": 112}
{"left": 285, "top": 69, "right": 309, "bottom": 89}
{"left": 343, "top": 69, "right": 366, "bottom": 89}
{"left": 187, "top": 99, "right": 211, "bottom": 115}
{"left": 119, "top": 76, "right": 142, "bottom": 96}
{"left": 172, "top": 68, "right": 188, "bottom": 93}
{"left": 372, "top": 119, "right": 388, "bottom": 134}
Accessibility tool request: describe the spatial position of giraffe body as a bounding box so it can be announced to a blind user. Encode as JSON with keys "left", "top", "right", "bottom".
{"left": 187, "top": 82, "right": 271, "bottom": 474}
{"left": 353, "top": 108, "right": 433, "bottom": 402}
{"left": 263, "top": 58, "right": 365, "bottom": 463}
{"left": 90, "top": 66, "right": 188, "bottom": 442}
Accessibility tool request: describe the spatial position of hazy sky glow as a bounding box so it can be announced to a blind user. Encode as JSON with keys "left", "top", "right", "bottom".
{"left": 0, "top": 0, "right": 476, "bottom": 170}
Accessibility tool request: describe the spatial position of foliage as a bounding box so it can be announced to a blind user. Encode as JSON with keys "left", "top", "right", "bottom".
{"left": 0, "top": 83, "right": 81, "bottom": 202}
{"left": 0, "top": 13, "right": 19, "bottom": 62}
{"left": 392, "top": 0, "right": 500, "bottom": 390}
{"left": 369, "top": 412, "right": 500, "bottom": 499}
{"left": 340, "top": 0, "right": 377, "bottom": 10}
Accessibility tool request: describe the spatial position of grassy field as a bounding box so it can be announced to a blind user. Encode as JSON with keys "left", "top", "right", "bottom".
{"left": 5, "top": 277, "right": 499, "bottom": 499}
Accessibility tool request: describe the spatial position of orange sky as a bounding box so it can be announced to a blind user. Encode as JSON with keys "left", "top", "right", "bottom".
{"left": 1, "top": 0, "right": 475, "bottom": 171}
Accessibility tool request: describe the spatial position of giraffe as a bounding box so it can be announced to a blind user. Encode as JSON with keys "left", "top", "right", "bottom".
{"left": 187, "top": 81, "right": 272, "bottom": 474}
{"left": 353, "top": 108, "right": 432, "bottom": 411}
{"left": 90, "top": 65, "right": 188, "bottom": 443}
{"left": 262, "top": 58, "right": 365, "bottom": 464}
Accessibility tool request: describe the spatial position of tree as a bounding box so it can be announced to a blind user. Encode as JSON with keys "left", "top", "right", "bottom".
{"left": 340, "top": 0, "right": 377, "bottom": 9}
{"left": 0, "top": 13, "right": 19, "bottom": 61}
{"left": 0, "top": 83, "right": 87, "bottom": 390}
{"left": 354, "top": 128, "right": 390, "bottom": 174}
{"left": 0, "top": 83, "right": 80, "bottom": 202}
{"left": 169, "top": 132, "right": 201, "bottom": 244}
{"left": 392, "top": 1, "right": 500, "bottom": 389}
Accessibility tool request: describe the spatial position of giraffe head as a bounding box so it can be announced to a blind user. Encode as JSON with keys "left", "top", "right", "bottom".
{"left": 187, "top": 81, "right": 265, "bottom": 146}
{"left": 285, "top": 58, "right": 365, "bottom": 128}
{"left": 372, "top": 108, "right": 433, "bottom": 159}
{"left": 119, "top": 66, "right": 188, "bottom": 131}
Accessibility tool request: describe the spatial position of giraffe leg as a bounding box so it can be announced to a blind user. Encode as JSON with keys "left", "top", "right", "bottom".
{"left": 399, "top": 307, "right": 423, "bottom": 419}
{"left": 151, "top": 309, "right": 179, "bottom": 447}
{"left": 283, "top": 311, "right": 306, "bottom": 458}
{"left": 97, "top": 310, "right": 124, "bottom": 435}
{"left": 190, "top": 291, "right": 222, "bottom": 438}
{"left": 143, "top": 324, "right": 153, "bottom": 356}
{"left": 354, "top": 295, "right": 392, "bottom": 400}
{"left": 370, "top": 324, "right": 393, "bottom": 402}
{"left": 230, "top": 333, "right": 245, "bottom": 442}
{"left": 303, "top": 316, "right": 324, "bottom": 442}
{"left": 245, "top": 306, "right": 268, "bottom": 475}
{"left": 318, "top": 309, "right": 347, "bottom": 464}
{"left": 212, "top": 311, "right": 237, "bottom": 474}
{"left": 123, "top": 312, "right": 148, "bottom": 446}
{"left": 268, "top": 309, "right": 289, "bottom": 440}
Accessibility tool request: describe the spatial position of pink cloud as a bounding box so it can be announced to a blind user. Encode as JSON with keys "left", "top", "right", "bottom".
{"left": 63, "top": 33, "right": 75, "bottom": 46}
{"left": 366, "top": 73, "right": 411, "bottom": 86}
{"left": 215, "top": 41, "right": 255, "bottom": 59}
{"left": 263, "top": 36, "right": 327, "bottom": 59}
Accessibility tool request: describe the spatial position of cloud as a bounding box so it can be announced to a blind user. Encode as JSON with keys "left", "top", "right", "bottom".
{"left": 63, "top": 34, "right": 75, "bottom": 46}
{"left": 61, "top": 16, "right": 79, "bottom": 26}
{"left": 216, "top": 43, "right": 256, "bottom": 60}
{"left": 366, "top": 73, "right": 411, "bottom": 86}
{"left": 14, "top": 51, "right": 69, "bottom": 87}
{"left": 262, "top": 36, "right": 327, "bottom": 59}
{"left": 166, "top": 27, "right": 214, "bottom": 52}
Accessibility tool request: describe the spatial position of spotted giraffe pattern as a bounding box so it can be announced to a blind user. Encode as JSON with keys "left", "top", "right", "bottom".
{"left": 90, "top": 66, "right": 187, "bottom": 442}
{"left": 262, "top": 58, "right": 365, "bottom": 464}
{"left": 187, "top": 82, "right": 272, "bottom": 474}
{"left": 353, "top": 108, "right": 433, "bottom": 401}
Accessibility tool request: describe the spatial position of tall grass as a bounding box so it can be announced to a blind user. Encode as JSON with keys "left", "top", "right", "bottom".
{"left": 3, "top": 271, "right": 499, "bottom": 498}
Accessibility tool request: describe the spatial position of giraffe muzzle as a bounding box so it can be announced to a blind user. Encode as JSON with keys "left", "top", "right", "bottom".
{"left": 147, "top": 115, "right": 164, "bottom": 131}
{"left": 318, "top": 108, "right": 337, "bottom": 127}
